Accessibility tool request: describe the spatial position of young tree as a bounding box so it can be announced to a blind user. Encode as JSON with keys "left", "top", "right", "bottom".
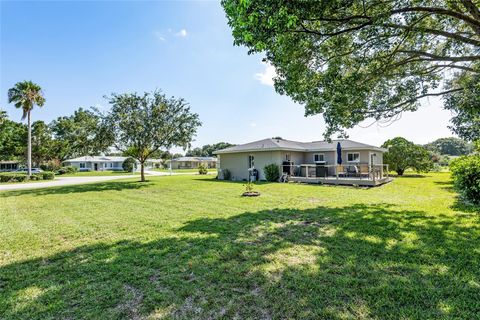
{"left": 382, "top": 137, "right": 433, "bottom": 175}
{"left": 222, "top": 1, "right": 480, "bottom": 137}
{"left": 102, "top": 91, "right": 201, "bottom": 182}
{"left": 8, "top": 81, "right": 45, "bottom": 175}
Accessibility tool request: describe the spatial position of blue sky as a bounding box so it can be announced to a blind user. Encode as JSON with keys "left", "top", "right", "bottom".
{"left": 1, "top": 0, "right": 455, "bottom": 151}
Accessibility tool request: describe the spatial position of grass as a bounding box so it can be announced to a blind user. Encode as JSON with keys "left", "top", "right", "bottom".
{"left": 59, "top": 171, "right": 139, "bottom": 177}
{"left": 154, "top": 168, "right": 217, "bottom": 173}
{"left": 0, "top": 173, "right": 478, "bottom": 319}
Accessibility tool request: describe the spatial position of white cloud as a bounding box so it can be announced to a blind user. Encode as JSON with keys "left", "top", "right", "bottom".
{"left": 153, "top": 31, "right": 166, "bottom": 42}
{"left": 250, "top": 122, "right": 257, "bottom": 127}
{"left": 254, "top": 62, "right": 276, "bottom": 86}
{"left": 175, "top": 29, "right": 188, "bottom": 37}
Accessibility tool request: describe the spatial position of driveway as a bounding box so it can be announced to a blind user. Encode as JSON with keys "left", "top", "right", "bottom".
{"left": 0, "top": 175, "right": 136, "bottom": 191}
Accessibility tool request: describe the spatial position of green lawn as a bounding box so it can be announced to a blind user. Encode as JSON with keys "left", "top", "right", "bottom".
{"left": 59, "top": 171, "right": 139, "bottom": 177}
{"left": 0, "top": 173, "right": 478, "bottom": 319}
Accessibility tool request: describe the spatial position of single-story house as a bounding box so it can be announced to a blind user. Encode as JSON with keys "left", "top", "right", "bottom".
{"left": 167, "top": 157, "right": 217, "bottom": 169}
{"left": 63, "top": 156, "right": 162, "bottom": 172}
{"left": 214, "top": 138, "right": 391, "bottom": 186}
{"left": 0, "top": 160, "right": 20, "bottom": 172}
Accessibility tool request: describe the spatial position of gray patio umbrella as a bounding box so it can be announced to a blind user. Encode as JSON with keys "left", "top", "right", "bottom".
{"left": 336, "top": 142, "right": 342, "bottom": 164}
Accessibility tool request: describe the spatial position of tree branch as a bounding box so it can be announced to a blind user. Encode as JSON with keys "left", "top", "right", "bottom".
{"left": 399, "top": 50, "right": 480, "bottom": 61}
{"left": 391, "top": 6, "right": 480, "bottom": 35}
{"left": 382, "top": 23, "right": 480, "bottom": 46}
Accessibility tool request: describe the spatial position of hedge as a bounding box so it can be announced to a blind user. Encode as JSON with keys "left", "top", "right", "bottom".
{"left": 450, "top": 155, "right": 480, "bottom": 205}
{"left": 0, "top": 172, "right": 28, "bottom": 183}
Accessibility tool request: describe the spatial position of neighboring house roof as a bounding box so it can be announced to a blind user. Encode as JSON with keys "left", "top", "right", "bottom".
{"left": 214, "top": 138, "right": 386, "bottom": 154}
{"left": 0, "top": 160, "right": 20, "bottom": 164}
{"left": 64, "top": 156, "right": 129, "bottom": 163}
{"left": 169, "top": 157, "right": 218, "bottom": 162}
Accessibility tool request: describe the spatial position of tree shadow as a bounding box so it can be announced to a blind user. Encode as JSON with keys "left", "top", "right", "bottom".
{"left": 391, "top": 174, "right": 428, "bottom": 178}
{"left": 0, "top": 180, "right": 152, "bottom": 198}
{"left": 1, "top": 204, "right": 478, "bottom": 319}
{"left": 434, "top": 180, "right": 479, "bottom": 213}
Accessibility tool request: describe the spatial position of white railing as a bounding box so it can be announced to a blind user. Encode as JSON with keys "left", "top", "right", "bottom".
{"left": 283, "top": 164, "right": 389, "bottom": 182}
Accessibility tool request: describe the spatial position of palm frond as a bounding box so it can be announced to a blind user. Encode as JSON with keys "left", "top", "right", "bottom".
{"left": 7, "top": 80, "right": 45, "bottom": 120}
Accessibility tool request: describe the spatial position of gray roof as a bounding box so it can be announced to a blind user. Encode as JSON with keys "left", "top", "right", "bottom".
{"left": 169, "top": 156, "right": 218, "bottom": 162}
{"left": 214, "top": 138, "right": 386, "bottom": 154}
{"left": 64, "top": 156, "right": 129, "bottom": 163}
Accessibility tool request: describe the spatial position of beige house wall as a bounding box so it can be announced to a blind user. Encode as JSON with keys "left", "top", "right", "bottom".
{"left": 218, "top": 151, "right": 283, "bottom": 181}
{"left": 218, "top": 148, "right": 384, "bottom": 181}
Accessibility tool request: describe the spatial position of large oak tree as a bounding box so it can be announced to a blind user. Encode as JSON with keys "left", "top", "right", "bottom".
{"left": 102, "top": 91, "right": 201, "bottom": 182}
{"left": 222, "top": 0, "right": 480, "bottom": 139}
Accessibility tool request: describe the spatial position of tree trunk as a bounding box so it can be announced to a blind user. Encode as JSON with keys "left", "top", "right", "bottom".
{"left": 27, "top": 110, "right": 32, "bottom": 177}
{"left": 397, "top": 168, "right": 404, "bottom": 176}
{"left": 140, "top": 161, "right": 145, "bottom": 182}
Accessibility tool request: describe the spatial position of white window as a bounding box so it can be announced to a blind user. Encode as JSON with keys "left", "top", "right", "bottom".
{"left": 80, "top": 163, "right": 86, "bottom": 169}
{"left": 248, "top": 155, "right": 255, "bottom": 168}
{"left": 313, "top": 154, "right": 325, "bottom": 162}
{"left": 285, "top": 154, "right": 291, "bottom": 161}
{"left": 110, "top": 163, "right": 113, "bottom": 168}
{"left": 347, "top": 153, "right": 360, "bottom": 162}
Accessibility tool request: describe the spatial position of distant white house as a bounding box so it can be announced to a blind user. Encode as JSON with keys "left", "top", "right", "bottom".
{"left": 167, "top": 157, "right": 217, "bottom": 169}
{"left": 63, "top": 156, "right": 162, "bottom": 172}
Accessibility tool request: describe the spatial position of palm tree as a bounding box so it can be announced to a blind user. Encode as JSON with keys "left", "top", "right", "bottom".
{"left": 8, "top": 81, "right": 46, "bottom": 176}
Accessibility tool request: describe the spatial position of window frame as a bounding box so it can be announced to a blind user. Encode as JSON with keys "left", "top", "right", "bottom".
{"left": 248, "top": 155, "right": 255, "bottom": 168}
{"left": 347, "top": 152, "right": 360, "bottom": 163}
{"left": 313, "top": 153, "right": 325, "bottom": 162}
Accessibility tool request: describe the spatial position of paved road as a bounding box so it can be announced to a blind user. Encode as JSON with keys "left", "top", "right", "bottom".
{"left": 0, "top": 170, "right": 215, "bottom": 191}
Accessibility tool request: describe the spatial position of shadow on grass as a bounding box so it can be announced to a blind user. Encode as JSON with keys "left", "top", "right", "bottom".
{"left": 0, "top": 180, "right": 152, "bottom": 198}
{"left": 434, "top": 180, "right": 479, "bottom": 213}
{"left": 1, "top": 203, "right": 479, "bottom": 319}
{"left": 391, "top": 173, "right": 428, "bottom": 178}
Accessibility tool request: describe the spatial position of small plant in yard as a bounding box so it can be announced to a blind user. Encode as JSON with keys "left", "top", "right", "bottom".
{"left": 222, "top": 169, "right": 231, "bottom": 180}
{"left": 41, "top": 171, "right": 55, "bottom": 180}
{"left": 198, "top": 163, "right": 208, "bottom": 175}
{"left": 242, "top": 181, "right": 260, "bottom": 197}
{"left": 264, "top": 163, "right": 280, "bottom": 182}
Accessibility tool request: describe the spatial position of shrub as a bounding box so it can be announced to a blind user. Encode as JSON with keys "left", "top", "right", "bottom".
{"left": 30, "top": 173, "right": 44, "bottom": 181}
{"left": 198, "top": 163, "right": 208, "bottom": 175}
{"left": 0, "top": 172, "right": 28, "bottom": 183}
{"left": 222, "top": 169, "right": 231, "bottom": 180}
{"left": 41, "top": 159, "right": 62, "bottom": 172}
{"left": 264, "top": 163, "right": 280, "bottom": 182}
{"left": 122, "top": 157, "right": 136, "bottom": 172}
{"left": 42, "top": 171, "right": 55, "bottom": 180}
{"left": 450, "top": 155, "right": 480, "bottom": 205}
{"left": 57, "top": 166, "right": 78, "bottom": 175}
